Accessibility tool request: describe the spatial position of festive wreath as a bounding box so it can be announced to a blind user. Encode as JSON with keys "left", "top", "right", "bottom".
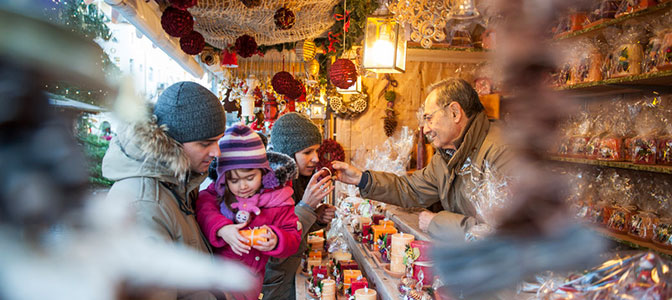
{"left": 316, "top": 139, "right": 345, "bottom": 174}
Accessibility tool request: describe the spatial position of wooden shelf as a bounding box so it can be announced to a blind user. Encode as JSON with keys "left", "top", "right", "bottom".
{"left": 407, "top": 44, "right": 489, "bottom": 64}
{"left": 555, "top": 70, "right": 672, "bottom": 97}
{"left": 593, "top": 227, "right": 672, "bottom": 259}
{"left": 549, "top": 155, "right": 672, "bottom": 174}
{"left": 555, "top": 1, "right": 672, "bottom": 41}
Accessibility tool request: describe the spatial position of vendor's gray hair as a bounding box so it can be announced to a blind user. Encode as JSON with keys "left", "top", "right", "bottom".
{"left": 427, "top": 78, "right": 484, "bottom": 118}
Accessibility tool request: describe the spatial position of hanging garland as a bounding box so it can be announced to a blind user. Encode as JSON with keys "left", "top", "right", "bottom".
{"left": 316, "top": 139, "right": 345, "bottom": 174}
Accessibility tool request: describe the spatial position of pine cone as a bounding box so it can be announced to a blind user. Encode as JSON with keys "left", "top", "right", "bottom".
{"left": 384, "top": 116, "right": 397, "bottom": 137}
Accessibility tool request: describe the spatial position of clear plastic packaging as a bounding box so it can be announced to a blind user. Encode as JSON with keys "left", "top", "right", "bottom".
{"left": 632, "top": 100, "right": 662, "bottom": 164}
{"left": 598, "top": 102, "right": 629, "bottom": 161}
{"left": 607, "top": 27, "right": 644, "bottom": 78}
{"left": 353, "top": 126, "right": 414, "bottom": 176}
{"left": 449, "top": 23, "right": 473, "bottom": 48}
{"left": 523, "top": 252, "right": 672, "bottom": 299}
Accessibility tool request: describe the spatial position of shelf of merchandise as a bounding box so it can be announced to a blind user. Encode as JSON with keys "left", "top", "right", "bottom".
{"left": 549, "top": 155, "right": 672, "bottom": 174}
{"left": 593, "top": 226, "right": 672, "bottom": 259}
{"left": 555, "top": 69, "right": 672, "bottom": 97}
{"left": 555, "top": 1, "right": 672, "bottom": 41}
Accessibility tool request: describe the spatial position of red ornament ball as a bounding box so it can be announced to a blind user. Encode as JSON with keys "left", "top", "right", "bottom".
{"left": 274, "top": 7, "right": 296, "bottom": 30}
{"left": 180, "top": 31, "right": 205, "bottom": 55}
{"left": 329, "top": 59, "right": 358, "bottom": 89}
{"left": 240, "top": 0, "right": 261, "bottom": 8}
{"left": 235, "top": 34, "right": 258, "bottom": 58}
{"left": 161, "top": 6, "right": 194, "bottom": 37}
{"left": 316, "top": 139, "right": 345, "bottom": 175}
{"left": 271, "top": 71, "right": 295, "bottom": 94}
{"left": 283, "top": 79, "right": 303, "bottom": 100}
{"left": 169, "top": 0, "right": 198, "bottom": 10}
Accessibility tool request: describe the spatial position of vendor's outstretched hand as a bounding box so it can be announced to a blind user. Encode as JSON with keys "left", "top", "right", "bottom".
{"left": 331, "top": 161, "right": 363, "bottom": 185}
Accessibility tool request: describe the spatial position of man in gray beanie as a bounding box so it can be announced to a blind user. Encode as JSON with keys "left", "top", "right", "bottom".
{"left": 263, "top": 112, "right": 337, "bottom": 300}
{"left": 103, "top": 81, "right": 226, "bottom": 300}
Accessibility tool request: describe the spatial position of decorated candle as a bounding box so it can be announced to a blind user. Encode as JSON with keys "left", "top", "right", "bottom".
{"left": 350, "top": 277, "right": 368, "bottom": 294}
{"left": 371, "top": 214, "right": 385, "bottom": 225}
{"left": 332, "top": 250, "right": 352, "bottom": 263}
{"left": 379, "top": 220, "right": 395, "bottom": 228}
{"left": 412, "top": 261, "right": 435, "bottom": 283}
{"left": 343, "top": 269, "right": 362, "bottom": 290}
{"left": 390, "top": 253, "right": 405, "bottom": 273}
{"left": 338, "top": 260, "right": 358, "bottom": 273}
{"left": 362, "top": 222, "right": 372, "bottom": 244}
{"left": 311, "top": 229, "right": 324, "bottom": 237}
{"left": 390, "top": 233, "right": 415, "bottom": 257}
{"left": 359, "top": 216, "right": 372, "bottom": 228}
{"left": 239, "top": 228, "right": 269, "bottom": 246}
{"left": 321, "top": 278, "right": 336, "bottom": 300}
{"left": 308, "top": 235, "right": 325, "bottom": 251}
{"left": 354, "top": 287, "right": 377, "bottom": 300}
{"left": 312, "top": 265, "right": 329, "bottom": 284}
{"left": 309, "top": 250, "right": 322, "bottom": 259}
{"left": 410, "top": 240, "right": 432, "bottom": 262}
{"left": 307, "top": 257, "right": 322, "bottom": 271}
{"left": 372, "top": 225, "right": 397, "bottom": 251}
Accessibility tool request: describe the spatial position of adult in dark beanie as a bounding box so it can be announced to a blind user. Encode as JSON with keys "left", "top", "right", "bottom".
{"left": 262, "top": 112, "right": 336, "bottom": 300}
{"left": 103, "top": 81, "right": 226, "bottom": 300}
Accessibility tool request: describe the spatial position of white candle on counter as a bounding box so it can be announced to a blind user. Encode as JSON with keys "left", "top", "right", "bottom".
{"left": 321, "top": 278, "right": 336, "bottom": 300}
{"left": 354, "top": 287, "right": 377, "bottom": 300}
{"left": 332, "top": 250, "right": 352, "bottom": 263}
{"left": 390, "top": 233, "right": 414, "bottom": 257}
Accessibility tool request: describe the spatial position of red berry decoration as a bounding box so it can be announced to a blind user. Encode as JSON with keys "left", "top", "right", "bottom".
{"left": 274, "top": 7, "right": 296, "bottom": 30}
{"left": 169, "top": 0, "right": 198, "bottom": 10}
{"left": 316, "top": 139, "right": 345, "bottom": 176}
{"left": 235, "top": 34, "right": 258, "bottom": 58}
{"left": 161, "top": 6, "right": 194, "bottom": 38}
{"left": 240, "top": 0, "right": 261, "bottom": 8}
{"left": 271, "top": 71, "right": 295, "bottom": 94}
{"left": 329, "top": 59, "right": 358, "bottom": 89}
{"left": 180, "top": 31, "right": 205, "bottom": 55}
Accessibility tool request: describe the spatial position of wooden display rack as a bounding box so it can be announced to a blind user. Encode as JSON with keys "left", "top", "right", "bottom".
{"left": 593, "top": 227, "right": 672, "bottom": 259}
{"left": 555, "top": 70, "right": 672, "bottom": 98}
{"left": 549, "top": 155, "right": 672, "bottom": 175}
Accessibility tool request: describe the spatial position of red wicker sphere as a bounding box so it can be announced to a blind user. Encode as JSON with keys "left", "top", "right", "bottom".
{"left": 235, "top": 34, "right": 258, "bottom": 58}
{"left": 161, "top": 6, "right": 194, "bottom": 38}
{"left": 329, "top": 59, "right": 358, "bottom": 89}
{"left": 240, "top": 0, "right": 261, "bottom": 8}
{"left": 284, "top": 79, "right": 303, "bottom": 100}
{"left": 274, "top": 7, "right": 296, "bottom": 30}
{"left": 271, "top": 71, "right": 295, "bottom": 94}
{"left": 180, "top": 31, "right": 205, "bottom": 55}
{"left": 169, "top": 0, "right": 198, "bottom": 10}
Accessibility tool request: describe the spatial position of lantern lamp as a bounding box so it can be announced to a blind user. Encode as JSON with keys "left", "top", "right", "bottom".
{"left": 449, "top": 0, "right": 480, "bottom": 19}
{"left": 362, "top": 16, "right": 406, "bottom": 73}
{"left": 310, "top": 102, "right": 326, "bottom": 119}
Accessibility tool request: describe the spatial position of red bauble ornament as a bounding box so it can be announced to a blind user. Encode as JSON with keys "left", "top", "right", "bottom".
{"left": 169, "top": 0, "right": 198, "bottom": 10}
{"left": 240, "top": 0, "right": 261, "bottom": 8}
{"left": 271, "top": 71, "right": 295, "bottom": 94}
{"left": 274, "top": 7, "right": 296, "bottom": 30}
{"left": 329, "top": 59, "right": 358, "bottom": 89}
{"left": 235, "top": 34, "right": 258, "bottom": 58}
{"left": 283, "top": 79, "right": 303, "bottom": 100}
{"left": 316, "top": 139, "right": 345, "bottom": 175}
{"left": 180, "top": 31, "right": 205, "bottom": 55}
{"left": 161, "top": 6, "right": 194, "bottom": 37}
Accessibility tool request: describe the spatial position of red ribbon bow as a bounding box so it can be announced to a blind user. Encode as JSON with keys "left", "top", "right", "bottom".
{"left": 334, "top": 10, "right": 351, "bottom": 33}
{"left": 327, "top": 32, "right": 342, "bottom": 53}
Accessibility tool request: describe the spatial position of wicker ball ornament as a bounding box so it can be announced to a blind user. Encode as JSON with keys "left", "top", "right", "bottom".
{"left": 161, "top": 6, "right": 194, "bottom": 38}
{"left": 271, "top": 71, "right": 295, "bottom": 94}
{"left": 239, "top": 0, "right": 261, "bottom": 8}
{"left": 235, "top": 34, "right": 258, "bottom": 58}
{"left": 169, "top": 0, "right": 198, "bottom": 10}
{"left": 274, "top": 7, "right": 296, "bottom": 30}
{"left": 283, "top": 79, "right": 303, "bottom": 100}
{"left": 180, "top": 31, "right": 205, "bottom": 55}
{"left": 329, "top": 59, "right": 358, "bottom": 89}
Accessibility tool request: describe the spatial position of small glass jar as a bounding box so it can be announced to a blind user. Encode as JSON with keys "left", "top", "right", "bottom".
{"left": 607, "top": 205, "right": 635, "bottom": 233}
{"left": 628, "top": 211, "right": 659, "bottom": 241}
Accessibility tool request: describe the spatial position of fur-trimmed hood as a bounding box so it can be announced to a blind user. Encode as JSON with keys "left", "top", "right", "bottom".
{"left": 266, "top": 151, "right": 298, "bottom": 187}
{"left": 102, "top": 115, "right": 192, "bottom": 185}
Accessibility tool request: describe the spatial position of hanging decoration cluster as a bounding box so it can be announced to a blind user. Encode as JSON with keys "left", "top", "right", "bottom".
{"left": 383, "top": 90, "right": 398, "bottom": 137}
{"left": 234, "top": 34, "right": 259, "bottom": 58}
{"left": 160, "top": 1, "right": 205, "bottom": 55}
{"left": 328, "top": 93, "right": 368, "bottom": 119}
{"left": 274, "top": 7, "right": 296, "bottom": 30}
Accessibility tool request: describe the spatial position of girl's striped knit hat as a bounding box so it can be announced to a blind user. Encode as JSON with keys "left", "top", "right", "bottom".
{"left": 214, "top": 124, "right": 278, "bottom": 197}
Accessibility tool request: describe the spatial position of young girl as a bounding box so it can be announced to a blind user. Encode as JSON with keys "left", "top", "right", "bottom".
{"left": 196, "top": 124, "right": 301, "bottom": 300}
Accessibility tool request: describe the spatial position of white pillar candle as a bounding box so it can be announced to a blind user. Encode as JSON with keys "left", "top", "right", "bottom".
{"left": 390, "top": 233, "right": 414, "bottom": 257}
{"left": 354, "top": 287, "right": 377, "bottom": 300}
{"left": 321, "top": 279, "right": 336, "bottom": 300}
{"left": 390, "top": 253, "right": 405, "bottom": 273}
{"left": 332, "top": 250, "right": 352, "bottom": 263}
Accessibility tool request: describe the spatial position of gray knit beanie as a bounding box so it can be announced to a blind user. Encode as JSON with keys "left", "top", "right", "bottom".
{"left": 270, "top": 112, "right": 322, "bottom": 157}
{"left": 154, "top": 81, "right": 226, "bottom": 143}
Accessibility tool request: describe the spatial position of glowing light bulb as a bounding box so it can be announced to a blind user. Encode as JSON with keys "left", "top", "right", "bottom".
{"left": 371, "top": 39, "right": 394, "bottom": 67}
